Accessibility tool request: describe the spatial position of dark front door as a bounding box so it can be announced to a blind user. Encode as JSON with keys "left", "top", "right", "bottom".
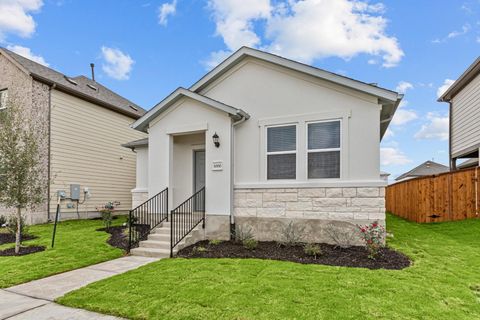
{"left": 194, "top": 150, "right": 205, "bottom": 193}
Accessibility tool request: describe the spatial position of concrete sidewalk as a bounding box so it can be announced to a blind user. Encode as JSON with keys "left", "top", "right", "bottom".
{"left": 1, "top": 255, "right": 159, "bottom": 320}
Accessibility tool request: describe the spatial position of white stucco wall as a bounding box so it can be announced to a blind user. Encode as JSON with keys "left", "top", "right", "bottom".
{"left": 199, "top": 58, "right": 383, "bottom": 188}
{"left": 148, "top": 97, "right": 232, "bottom": 215}
{"left": 134, "top": 147, "right": 149, "bottom": 191}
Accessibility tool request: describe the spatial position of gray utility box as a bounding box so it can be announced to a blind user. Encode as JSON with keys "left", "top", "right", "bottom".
{"left": 70, "top": 184, "right": 81, "bottom": 200}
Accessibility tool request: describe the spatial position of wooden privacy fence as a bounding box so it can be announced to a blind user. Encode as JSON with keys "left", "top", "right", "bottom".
{"left": 386, "top": 167, "right": 480, "bottom": 223}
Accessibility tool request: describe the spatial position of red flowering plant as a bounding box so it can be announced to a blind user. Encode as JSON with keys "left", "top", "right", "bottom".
{"left": 357, "top": 221, "right": 385, "bottom": 259}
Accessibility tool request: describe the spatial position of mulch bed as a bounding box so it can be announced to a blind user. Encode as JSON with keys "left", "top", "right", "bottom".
{"left": 0, "top": 232, "right": 37, "bottom": 245}
{"left": 97, "top": 224, "right": 150, "bottom": 251}
{"left": 177, "top": 241, "right": 411, "bottom": 270}
{"left": 0, "top": 245, "right": 46, "bottom": 256}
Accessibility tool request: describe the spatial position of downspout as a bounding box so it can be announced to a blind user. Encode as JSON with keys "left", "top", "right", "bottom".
{"left": 230, "top": 110, "right": 249, "bottom": 238}
{"left": 47, "top": 83, "right": 56, "bottom": 221}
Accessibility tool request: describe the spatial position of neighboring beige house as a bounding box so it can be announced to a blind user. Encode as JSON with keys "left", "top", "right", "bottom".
{"left": 0, "top": 47, "right": 146, "bottom": 224}
{"left": 125, "top": 47, "right": 403, "bottom": 256}
{"left": 439, "top": 56, "right": 480, "bottom": 169}
{"left": 394, "top": 160, "right": 449, "bottom": 182}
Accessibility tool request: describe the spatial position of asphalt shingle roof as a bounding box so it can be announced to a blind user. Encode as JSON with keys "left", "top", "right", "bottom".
{"left": 1, "top": 47, "right": 145, "bottom": 119}
{"left": 395, "top": 161, "right": 450, "bottom": 181}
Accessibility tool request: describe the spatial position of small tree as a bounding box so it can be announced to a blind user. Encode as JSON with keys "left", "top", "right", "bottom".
{"left": 0, "top": 99, "right": 44, "bottom": 254}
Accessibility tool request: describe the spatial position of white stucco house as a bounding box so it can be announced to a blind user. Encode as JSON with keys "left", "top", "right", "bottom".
{"left": 124, "top": 47, "right": 403, "bottom": 247}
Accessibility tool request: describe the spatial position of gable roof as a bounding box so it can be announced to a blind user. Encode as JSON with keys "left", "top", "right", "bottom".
{"left": 189, "top": 47, "right": 403, "bottom": 139}
{"left": 439, "top": 57, "right": 480, "bottom": 102}
{"left": 395, "top": 161, "right": 450, "bottom": 181}
{"left": 0, "top": 47, "right": 145, "bottom": 119}
{"left": 132, "top": 87, "right": 250, "bottom": 132}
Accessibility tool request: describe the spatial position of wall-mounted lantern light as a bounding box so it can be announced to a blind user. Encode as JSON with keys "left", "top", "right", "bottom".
{"left": 212, "top": 132, "right": 220, "bottom": 148}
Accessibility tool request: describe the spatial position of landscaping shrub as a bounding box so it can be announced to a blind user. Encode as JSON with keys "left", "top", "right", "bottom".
{"left": 325, "top": 223, "right": 357, "bottom": 248}
{"left": 0, "top": 215, "right": 6, "bottom": 227}
{"left": 304, "top": 243, "right": 322, "bottom": 259}
{"left": 97, "top": 202, "right": 115, "bottom": 230}
{"left": 193, "top": 246, "right": 208, "bottom": 253}
{"left": 234, "top": 225, "right": 254, "bottom": 243}
{"left": 357, "top": 221, "right": 385, "bottom": 259}
{"left": 278, "top": 221, "right": 305, "bottom": 247}
{"left": 243, "top": 238, "right": 258, "bottom": 250}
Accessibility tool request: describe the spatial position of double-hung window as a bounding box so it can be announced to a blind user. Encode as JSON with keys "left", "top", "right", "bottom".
{"left": 307, "top": 120, "right": 341, "bottom": 179}
{"left": 267, "top": 125, "right": 296, "bottom": 179}
{"left": 0, "top": 89, "right": 7, "bottom": 110}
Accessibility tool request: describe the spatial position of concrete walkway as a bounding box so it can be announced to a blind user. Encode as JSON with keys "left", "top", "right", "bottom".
{"left": 1, "top": 255, "right": 159, "bottom": 320}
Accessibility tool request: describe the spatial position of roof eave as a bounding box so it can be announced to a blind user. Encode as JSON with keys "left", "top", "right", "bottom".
{"left": 31, "top": 73, "right": 143, "bottom": 119}
{"left": 438, "top": 56, "right": 480, "bottom": 102}
{"left": 190, "top": 47, "right": 400, "bottom": 103}
{"left": 132, "top": 88, "right": 250, "bottom": 133}
{"left": 380, "top": 95, "right": 404, "bottom": 140}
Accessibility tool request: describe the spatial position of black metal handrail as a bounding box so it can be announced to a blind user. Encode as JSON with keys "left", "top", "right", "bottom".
{"left": 128, "top": 188, "right": 168, "bottom": 252}
{"left": 170, "top": 187, "right": 205, "bottom": 257}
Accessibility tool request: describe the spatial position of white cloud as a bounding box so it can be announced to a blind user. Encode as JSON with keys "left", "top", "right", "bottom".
{"left": 100, "top": 46, "right": 134, "bottom": 80}
{"left": 6, "top": 44, "right": 48, "bottom": 66}
{"left": 380, "top": 147, "right": 412, "bottom": 166}
{"left": 395, "top": 81, "right": 413, "bottom": 94}
{"left": 447, "top": 24, "right": 470, "bottom": 39}
{"left": 206, "top": 0, "right": 403, "bottom": 68}
{"left": 265, "top": 0, "right": 403, "bottom": 67}
{"left": 414, "top": 112, "right": 449, "bottom": 141}
{"left": 437, "top": 79, "right": 455, "bottom": 98}
{"left": 205, "top": 0, "right": 270, "bottom": 67}
{"left": 0, "top": 0, "right": 43, "bottom": 41}
{"left": 158, "top": 0, "right": 177, "bottom": 26}
{"left": 432, "top": 24, "right": 470, "bottom": 43}
{"left": 391, "top": 100, "right": 417, "bottom": 126}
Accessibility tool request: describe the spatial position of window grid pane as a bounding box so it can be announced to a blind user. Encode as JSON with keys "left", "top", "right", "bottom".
{"left": 267, "top": 154, "right": 296, "bottom": 179}
{"left": 308, "top": 151, "right": 340, "bottom": 179}
{"left": 308, "top": 121, "right": 340, "bottom": 150}
{"left": 267, "top": 125, "right": 296, "bottom": 152}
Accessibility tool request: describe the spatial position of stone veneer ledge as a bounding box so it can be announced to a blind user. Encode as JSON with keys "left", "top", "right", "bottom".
{"left": 233, "top": 187, "right": 386, "bottom": 221}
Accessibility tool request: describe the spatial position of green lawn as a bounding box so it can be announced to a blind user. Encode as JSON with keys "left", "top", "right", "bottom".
{"left": 57, "top": 214, "right": 480, "bottom": 320}
{"left": 0, "top": 217, "right": 125, "bottom": 288}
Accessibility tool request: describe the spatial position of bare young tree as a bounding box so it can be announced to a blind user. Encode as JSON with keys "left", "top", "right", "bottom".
{"left": 0, "top": 98, "right": 44, "bottom": 254}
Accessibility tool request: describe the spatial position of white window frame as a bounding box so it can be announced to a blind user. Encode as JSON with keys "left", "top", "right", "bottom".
{"left": 265, "top": 123, "right": 298, "bottom": 180}
{"left": 306, "top": 119, "right": 342, "bottom": 180}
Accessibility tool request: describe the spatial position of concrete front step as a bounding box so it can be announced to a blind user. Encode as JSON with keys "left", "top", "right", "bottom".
{"left": 131, "top": 223, "right": 205, "bottom": 258}
{"left": 130, "top": 247, "right": 172, "bottom": 258}
{"left": 140, "top": 240, "right": 170, "bottom": 249}
{"left": 148, "top": 233, "right": 170, "bottom": 241}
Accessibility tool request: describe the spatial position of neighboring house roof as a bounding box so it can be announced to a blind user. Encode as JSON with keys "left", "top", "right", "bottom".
{"left": 132, "top": 87, "right": 250, "bottom": 132}
{"left": 189, "top": 47, "right": 403, "bottom": 139}
{"left": 457, "top": 158, "right": 479, "bottom": 169}
{"left": 0, "top": 47, "right": 145, "bottom": 119}
{"left": 122, "top": 138, "right": 148, "bottom": 150}
{"left": 380, "top": 171, "right": 390, "bottom": 177}
{"left": 395, "top": 161, "right": 450, "bottom": 181}
{"left": 438, "top": 56, "right": 480, "bottom": 102}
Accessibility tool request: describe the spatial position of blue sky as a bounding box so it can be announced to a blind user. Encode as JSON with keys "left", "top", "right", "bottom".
{"left": 1, "top": 0, "right": 479, "bottom": 179}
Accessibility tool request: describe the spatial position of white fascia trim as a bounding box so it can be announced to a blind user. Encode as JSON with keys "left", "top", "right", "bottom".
{"left": 131, "top": 188, "right": 148, "bottom": 193}
{"left": 131, "top": 87, "right": 249, "bottom": 132}
{"left": 190, "top": 47, "right": 400, "bottom": 103}
{"left": 234, "top": 180, "right": 387, "bottom": 189}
